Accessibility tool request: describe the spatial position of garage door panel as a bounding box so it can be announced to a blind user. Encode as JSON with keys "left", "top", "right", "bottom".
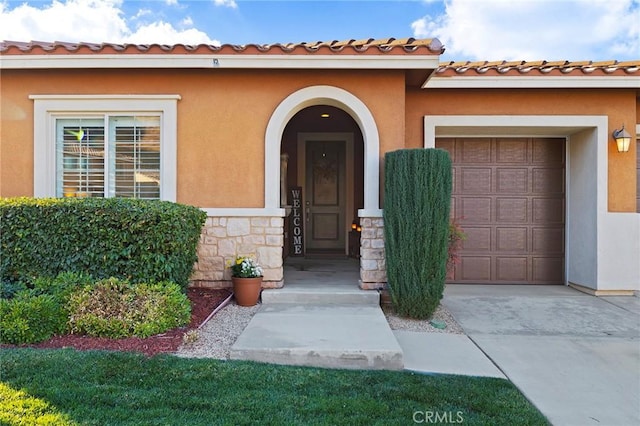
{"left": 496, "top": 139, "right": 528, "bottom": 163}
{"left": 533, "top": 168, "right": 564, "bottom": 193}
{"left": 496, "top": 257, "right": 528, "bottom": 281}
{"left": 462, "top": 227, "right": 492, "bottom": 251}
{"left": 437, "top": 138, "right": 455, "bottom": 159}
{"left": 460, "top": 257, "right": 492, "bottom": 281}
{"left": 532, "top": 228, "right": 564, "bottom": 253}
{"left": 461, "top": 139, "right": 492, "bottom": 163}
{"left": 497, "top": 168, "right": 528, "bottom": 193}
{"left": 496, "top": 198, "right": 528, "bottom": 222}
{"left": 532, "top": 198, "right": 564, "bottom": 223}
{"left": 460, "top": 197, "right": 492, "bottom": 223}
{"left": 532, "top": 138, "right": 564, "bottom": 164}
{"left": 532, "top": 257, "right": 564, "bottom": 282}
{"left": 496, "top": 227, "right": 528, "bottom": 252}
{"left": 438, "top": 137, "right": 565, "bottom": 284}
{"left": 461, "top": 168, "right": 492, "bottom": 193}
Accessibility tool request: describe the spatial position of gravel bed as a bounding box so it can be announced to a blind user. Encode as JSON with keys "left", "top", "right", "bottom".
{"left": 177, "top": 300, "right": 464, "bottom": 359}
{"left": 176, "top": 301, "right": 261, "bottom": 359}
{"left": 383, "top": 304, "right": 465, "bottom": 334}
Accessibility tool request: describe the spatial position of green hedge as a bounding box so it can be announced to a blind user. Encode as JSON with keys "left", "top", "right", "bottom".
{"left": 384, "top": 148, "right": 452, "bottom": 319}
{"left": 0, "top": 198, "right": 206, "bottom": 290}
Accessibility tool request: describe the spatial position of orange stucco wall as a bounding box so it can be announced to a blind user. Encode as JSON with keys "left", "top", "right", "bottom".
{"left": 1, "top": 68, "right": 636, "bottom": 212}
{"left": 0, "top": 68, "right": 405, "bottom": 207}
{"left": 406, "top": 88, "right": 638, "bottom": 212}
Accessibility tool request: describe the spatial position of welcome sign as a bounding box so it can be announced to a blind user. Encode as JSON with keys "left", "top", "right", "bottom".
{"left": 290, "top": 187, "right": 304, "bottom": 256}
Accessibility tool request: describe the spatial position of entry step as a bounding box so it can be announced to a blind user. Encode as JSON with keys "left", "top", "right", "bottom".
{"left": 230, "top": 303, "right": 403, "bottom": 370}
{"left": 261, "top": 285, "right": 379, "bottom": 305}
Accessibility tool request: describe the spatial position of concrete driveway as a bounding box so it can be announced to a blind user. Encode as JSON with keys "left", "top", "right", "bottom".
{"left": 442, "top": 285, "right": 640, "bottom": 426}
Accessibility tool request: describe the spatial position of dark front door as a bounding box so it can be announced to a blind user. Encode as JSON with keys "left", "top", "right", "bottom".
{"left": 305, "top": 140, "right": 346, "bottom": 252}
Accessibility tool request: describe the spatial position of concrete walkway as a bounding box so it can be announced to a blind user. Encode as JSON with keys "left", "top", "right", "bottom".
{"left": 393, "top": 331, "right": 504, "bottom": 378}
{"left": 230, "top": 257, "right": 506, "bottom": 376}
{"left": 230, "top": 257, "right": 404, "bottom": 370}
{"left": 230, "top": 257, "right": 640, "bottom": 425}
{"left": 443, "top": 285, "right": 640, "bottom": 426}
{"left": 230, "top": 303, "right": 403, "bottom": 370}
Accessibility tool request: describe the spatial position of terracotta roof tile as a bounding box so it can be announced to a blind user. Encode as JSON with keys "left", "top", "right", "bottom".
{"left": 2, "top": 39, "right": 637, "bottom": 76}
{"left": 0, "top": 37, "right": 444, "bottom": 55}
{"left": 437, "top": 60, "right": 640, "bottom": 76}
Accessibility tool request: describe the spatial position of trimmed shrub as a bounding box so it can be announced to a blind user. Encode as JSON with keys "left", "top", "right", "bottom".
{"left": 0, "top": 197, "right": 206, "bottom": 290}
{"left": 384, "top": 148, "right": 452, "bottom": 319}
{"left": 67, "top": 278, "right": 191, "bottom": 338}
{"left": 0, "top": 280, "right": 27, "bottom": 300}
{"left": 32, "top": 272, "right": 94, "bottom": 301}
{"left": 0, "top": 292, "right": 68, "bottom": 344}
{"left": 0, "top": 272, "right": 93, "bottom": 344}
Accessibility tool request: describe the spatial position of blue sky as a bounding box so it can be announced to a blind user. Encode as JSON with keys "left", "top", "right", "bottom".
{"left": 1, "top": 0, "right": 638, "bottom": 62}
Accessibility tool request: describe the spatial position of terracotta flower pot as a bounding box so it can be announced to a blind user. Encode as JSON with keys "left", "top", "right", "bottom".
{"left": 232, "top": 276, "right": 263, "bottom": 306}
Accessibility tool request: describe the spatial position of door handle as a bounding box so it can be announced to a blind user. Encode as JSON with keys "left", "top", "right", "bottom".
{"left": 306, "top": 207, "right": 310, "bottom": 222}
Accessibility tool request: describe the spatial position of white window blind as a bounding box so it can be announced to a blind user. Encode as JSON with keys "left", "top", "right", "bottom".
{"left": 111, "top": 116, "right": 161, "bottom": 199}
{"left": 55, "top": 115, "right": 161, "bottom": 199}
{"left": 56, "top": 118, "right": 105, "bottom": 197}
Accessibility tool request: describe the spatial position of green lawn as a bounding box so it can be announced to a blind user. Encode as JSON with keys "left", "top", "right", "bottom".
{"left": 1, "top": 348, "right": 549, "bottom": 425}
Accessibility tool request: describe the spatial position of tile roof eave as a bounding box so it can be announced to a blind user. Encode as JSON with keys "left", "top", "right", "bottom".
{"left": 0, "top": 38, "right": 444, "bottom": 70}
{"left": 0, "top": 52, "right": 442, "bottom": 71}
{"left": 435, "top": 60, "right": 640, "bottom": 76}
{"left": 423, "top": 75, "right": 640, "bottom": 89}
{"left": 0, "top": 37, "right": 445, "bottom": 56}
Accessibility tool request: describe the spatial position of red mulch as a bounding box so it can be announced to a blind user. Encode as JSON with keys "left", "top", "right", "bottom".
{"left": 8, "top": 288, "right": 232, "bottom": 357}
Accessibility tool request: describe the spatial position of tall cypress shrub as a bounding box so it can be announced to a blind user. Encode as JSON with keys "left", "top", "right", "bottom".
{"left": 384, "top": 148, "right": 452, "bottom": 319}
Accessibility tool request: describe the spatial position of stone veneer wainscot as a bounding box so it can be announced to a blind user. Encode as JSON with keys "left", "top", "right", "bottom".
{"left": 359, "top": 217, "right": 387, "bottom": 289}
{"left": 190, "top": 216, "right": 284, "bottom": 289}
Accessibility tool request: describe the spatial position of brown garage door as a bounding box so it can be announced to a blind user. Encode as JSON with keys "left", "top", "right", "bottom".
{"left": 437, "top": 137, "right": 565, "bottom": 284}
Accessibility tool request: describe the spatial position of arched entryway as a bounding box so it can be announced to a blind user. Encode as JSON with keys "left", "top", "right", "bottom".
{"left": 264, "top": 86, "right": 381, "bottom": 285}
{"left": 281, "top": 106, "right": 362, "bottom": 256}
{"left": 264, "top": 85, "right": 380, "bottom": 213}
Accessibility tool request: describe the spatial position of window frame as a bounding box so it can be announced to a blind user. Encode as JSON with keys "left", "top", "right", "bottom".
{"left": 32, "top": 95, "right": 180, "bottom": 202}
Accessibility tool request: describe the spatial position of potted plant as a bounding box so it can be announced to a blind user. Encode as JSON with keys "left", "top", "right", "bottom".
{"left": 228, "top": 255, "right": 263, "bottom": 306}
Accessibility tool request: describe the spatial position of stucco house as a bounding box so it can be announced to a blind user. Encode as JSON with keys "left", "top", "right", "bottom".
{"left": 1, "top": 37, "right": 638, "bottom": 295}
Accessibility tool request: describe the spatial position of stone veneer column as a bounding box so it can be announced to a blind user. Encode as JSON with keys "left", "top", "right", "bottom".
{"left": 190, "top": 216, "right": 284, "bottom": 289}
{"left": 359, "top": 217, "right": 387, "bottom": 290}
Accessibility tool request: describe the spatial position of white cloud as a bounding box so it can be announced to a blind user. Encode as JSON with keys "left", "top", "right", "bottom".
{"left": 0, "top": 0, "right": 219, "bottom": 45}
{"left": 214, "top": 0, "right": 237, "bottom": 8}
{"left": 413, "top": 0, "right": 640, "bottom": 61}
{"left": 130, "top": 21, "right": 219, "bottom": 45}
{"left": 0, "top": 0, "right": 128, "bottom": 42}
{"left": 133, "top": 8, "right": 153, "bottom": 20}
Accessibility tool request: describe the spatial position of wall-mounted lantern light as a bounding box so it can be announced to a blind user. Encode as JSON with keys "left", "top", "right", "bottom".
{"left": 612, "top": 125, "right": 632, "bottom": 153}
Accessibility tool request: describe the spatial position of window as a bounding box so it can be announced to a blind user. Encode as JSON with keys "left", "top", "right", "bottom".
{"left": 56, "top": 116, "right": 161, "bottom": 199}
{"left": 32, "top": 95, "right": 179, "bottom": 201}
